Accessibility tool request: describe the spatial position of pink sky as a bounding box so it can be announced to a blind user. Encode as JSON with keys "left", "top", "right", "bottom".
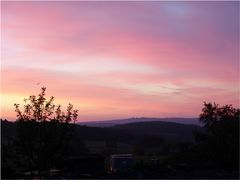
{"left": 1, "top": 1, "right": 239, "bottom": 121}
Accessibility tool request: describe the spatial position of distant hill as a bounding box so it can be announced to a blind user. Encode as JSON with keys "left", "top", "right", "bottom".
{"left": 2, "top": 119, "right": 201, "bottom": 143}
{"left": 78, "top": 117, "right": 200, "bottom": 127}
{"left": 111, "top": 121, "right": 201, "bottom": 142}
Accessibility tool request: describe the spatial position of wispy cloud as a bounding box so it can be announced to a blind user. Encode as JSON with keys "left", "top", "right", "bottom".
{"left": 1, "top": 1, "right": 239, "bottom": 121}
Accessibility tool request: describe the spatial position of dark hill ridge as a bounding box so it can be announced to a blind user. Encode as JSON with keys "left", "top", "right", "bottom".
{"left": 79, "top": 117, "right": 200, "bottom": 127}
{"left": 111, "top": 121, "right": 201, "bottom": 142}
{"left": 2, "top": 119, "right": 202, "bottom": 143}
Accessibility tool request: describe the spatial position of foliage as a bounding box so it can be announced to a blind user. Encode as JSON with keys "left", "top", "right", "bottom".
{"left": 194, "top": 102, "right": 239, "bottom": 169}
{"left": 13, "top": 87, "right": 78, "bottom": 175}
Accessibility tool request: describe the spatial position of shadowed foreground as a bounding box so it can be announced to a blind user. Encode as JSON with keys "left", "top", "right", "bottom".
{"left": 1, "top": 89, "right": 239, "bottom": 179}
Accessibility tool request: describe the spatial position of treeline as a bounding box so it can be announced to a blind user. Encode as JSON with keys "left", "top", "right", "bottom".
{"left": 1, "top": 87, "right": 239, "bottom": 179}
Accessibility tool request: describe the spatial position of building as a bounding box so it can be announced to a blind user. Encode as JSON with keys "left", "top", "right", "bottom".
{"left": 110, "top": 154, "right": 134, "bottom": 173}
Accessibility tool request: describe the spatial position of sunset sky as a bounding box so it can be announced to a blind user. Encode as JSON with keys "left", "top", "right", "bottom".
{"left": 1, "top": 1, "right": 239, "bottom": 121}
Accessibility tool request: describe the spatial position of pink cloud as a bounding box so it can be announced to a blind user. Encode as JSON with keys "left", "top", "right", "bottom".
{"left": 1, "top": 2, "right": 239, "bottom": 121}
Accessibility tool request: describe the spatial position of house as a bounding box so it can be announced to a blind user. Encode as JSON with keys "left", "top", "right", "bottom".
{"left": 110, "top": 154, "right": 134, "bottom": 173}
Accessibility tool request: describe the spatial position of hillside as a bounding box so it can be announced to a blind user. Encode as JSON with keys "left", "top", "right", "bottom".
{"left": 111, "top": 121, "right": 201, "bottom": 142}
{"left": 79, "top": 117, "right": 200, "bottom": 127}
{"left": 2, "top": 120, "right": 201, "bottom": 143}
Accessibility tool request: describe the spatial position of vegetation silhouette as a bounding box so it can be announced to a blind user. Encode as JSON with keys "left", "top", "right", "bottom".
{"left": 168, "top": 102, "right": 239, "bottom": 178}
{"left": 1, "top": 99, "right": 239, "bottom": 179}
{"left": 13, "top": 87, "right": 78, "bottom": 177}
{"left": 194, "top": 102, "right": 239, "bottom": 169}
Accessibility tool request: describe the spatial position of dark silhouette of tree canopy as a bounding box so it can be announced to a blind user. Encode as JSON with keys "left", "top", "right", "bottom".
{"left": 14, "top": 87, "right": 78, "bottom": 123}
{"left": 199, "top": 102, "right": 239, "bottom": 129}
{"left": 194, "top": 102, "right": 239, "bottom": 169}
{"left": 13, "top": 87, "right": 78, "bottom": 176}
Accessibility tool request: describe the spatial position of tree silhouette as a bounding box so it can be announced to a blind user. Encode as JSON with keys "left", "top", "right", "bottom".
{"left": 194, "top": 102, "right": 239, "bottom": 169}
{"left": 14, "top": 87, "right": 78, "bottom": 177}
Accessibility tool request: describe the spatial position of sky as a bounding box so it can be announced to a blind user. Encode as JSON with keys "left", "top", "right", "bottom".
{"left": 1, "top": 1, "right": 239, "bottom": 121}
